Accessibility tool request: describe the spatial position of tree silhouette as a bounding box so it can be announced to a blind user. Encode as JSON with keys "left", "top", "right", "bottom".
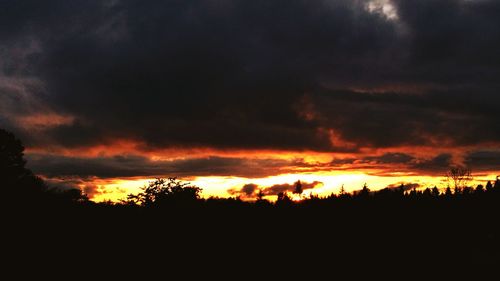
{"left": 422, "top": 188, "right": 432, "bottom": 197}
{"left": 57, "top": 188, "right": 89, "bottom": 203}
{"left": 446, "top": 166, "right": 473, "bottom": 192}
{"left": 462, "top": 186, "right": 473, "bottom": 196}
{"left": 276, "top": 192, "right": 292, "bottom": 206}
{"left": 444, "top": 186, "right": 453, "bottom": 197}
{"left": 126, "top": 177, "right": 202, "bottom": 207}
{"left": 256, "top": 189, "right": 265, "bottom": 201}
{"left": 431, "top": 186, "right": 440, "bottom": 197}
{"left": 359, "top": 183, "right": 370, "bottom": 198}
{"left": 339, "top": 184, "right": 345, "bottom": 196}
{"left": 485, "top": 181, "right": 493, "bottom": 192}
{"left": 397, "top": 184, "right": 405, "bottom": 196}
{"left": 475, "top": 184, "right": 484, "bottom": 194}
{"left": 0, "top": 128, "right": 52, "bottom": 204}
{"left": 0, "top": 129, "right": 30, "bottom": 185}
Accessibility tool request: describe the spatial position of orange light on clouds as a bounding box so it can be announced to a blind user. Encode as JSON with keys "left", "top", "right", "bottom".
{"left": 20, "top": 113, "right": 75, "bottom": 129}
{"left": 25, "top": 139, "right": 499, "bottom": 202}
{"left": 26, "top": 141, "right": 342, "bottom": 161}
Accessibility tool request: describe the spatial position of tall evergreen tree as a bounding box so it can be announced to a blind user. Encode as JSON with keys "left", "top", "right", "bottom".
{"left": 0, "top": 129, "right": 30, "bottom": 186}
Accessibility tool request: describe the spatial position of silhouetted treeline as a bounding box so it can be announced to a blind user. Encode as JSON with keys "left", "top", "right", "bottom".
{"left": 117, "top": 175, "right": 500, "bottom": 211}
{"left": 2, "top": 128, "right": 499, "bottom": 268}
{"left": 3, "top": 127, "right": 498, "bottom": 209}
{"left": 0, "top": 129, "right": 89, "bottom": 208}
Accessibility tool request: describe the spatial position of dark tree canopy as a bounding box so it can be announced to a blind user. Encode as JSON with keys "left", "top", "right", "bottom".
{"left": 125, "top": 178, "right": 202, "bottom": 207}
{"left": 0, "top": 129, "right": 29, "bottom": 185}
{"left": 0, "top": 128, "right": 90, "bottom": 204}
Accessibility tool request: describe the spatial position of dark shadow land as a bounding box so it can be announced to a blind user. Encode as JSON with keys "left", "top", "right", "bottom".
{"left": 1, "top": 128, "right": 499, "bottom": 274}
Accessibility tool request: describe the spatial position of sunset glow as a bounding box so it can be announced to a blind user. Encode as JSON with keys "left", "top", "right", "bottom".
{"left": 3, "top": 0, "right": 500, "bottom": 269}
{"left": 1, "top": 0, "right": 498, "bottom": 202}
{"left": 27, "top": 143, "right": 499, "bottom": 202}
{"left": 82, "top": 171, "right": 498, "bottom": 202}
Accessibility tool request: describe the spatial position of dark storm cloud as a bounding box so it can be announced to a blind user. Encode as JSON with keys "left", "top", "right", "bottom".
{"left": 26, "top": 153, "right": 299, "bottom": 179}
{"left": 28, "top": 150, "right": 492, "bottom": 181}
{"left": 394, "top": 0, "right": 500, "bottom": 69}
{"left": 240, "top": 184, "right": 259, "bottom": 196}
{"left": 228, "top": 183, "right": 259, "bottom": 197}
{"left": 329, "top": 152, "right": 464, "bottom": 175}
{"left": 2, "top": 0, "right": 397, "bottom": 151}
{"left": 43, "top": 177, "right": 82, "bottom": 191}
{"left": 81, "top": 184, "right": 102, "bottom": 199}
{"left": 264, "top": 181, "right": 323, "bottom": 196}
{"left": 411, "top": 154, "right": 452, "bottom": 173}
{"left": 229, "top": 180, "right": 323, "bottom": 198}
{"left": 1, "top": 0, "right": 500, "bottom": 155}
{"left": 365, "top": 153, "right": 415, "bottom": 164}
{"left": 310, "top": 88, "right": 500, "bottom": 148}
{"left": 331, "top": 153, "right": 415, "bottom": 166}
{"left": 385, "top": 182, "right": 421, "bottom": 191}
{"left": 464, "top": 151, "right": 500, "bottom": 172}
{"left": 43, "top": 177, "right": 103, "bottom": 198}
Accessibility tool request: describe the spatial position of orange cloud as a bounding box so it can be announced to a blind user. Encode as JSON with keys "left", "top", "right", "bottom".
{"left": 19, "top": 113, "right": 75, "bottom": 130}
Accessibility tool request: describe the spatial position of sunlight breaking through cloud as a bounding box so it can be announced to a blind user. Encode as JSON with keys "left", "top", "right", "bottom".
{"left": 366, "top": 0, "right": 399, "bottom": 20}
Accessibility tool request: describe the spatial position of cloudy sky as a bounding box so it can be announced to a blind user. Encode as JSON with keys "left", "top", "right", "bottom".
{"left": 1, "top": 0, "right": 499, "bottom": 200}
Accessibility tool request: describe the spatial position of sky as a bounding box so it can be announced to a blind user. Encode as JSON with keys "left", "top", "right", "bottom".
{"left": 1, "top": 0, "right": 499, "bottom": 201}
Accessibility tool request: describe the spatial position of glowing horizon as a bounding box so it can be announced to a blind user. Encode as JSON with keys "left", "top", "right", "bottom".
{"left": 67, "top": 171, "right": 499, "bottom": 203}
{"left": 28, "top": 144, "right": 499, "bottom": 202}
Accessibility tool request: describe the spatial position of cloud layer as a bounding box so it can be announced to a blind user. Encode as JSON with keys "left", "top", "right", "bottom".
{"left": 228, "top": 180, "right": 324, "bottom": 199}
{"left": 1, "top": 0, "right": 499, "bottom": 183}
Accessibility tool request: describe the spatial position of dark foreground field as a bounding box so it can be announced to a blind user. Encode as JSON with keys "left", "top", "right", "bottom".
{"left": 5, "top": 193, "right": 499, "bottom": 275}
